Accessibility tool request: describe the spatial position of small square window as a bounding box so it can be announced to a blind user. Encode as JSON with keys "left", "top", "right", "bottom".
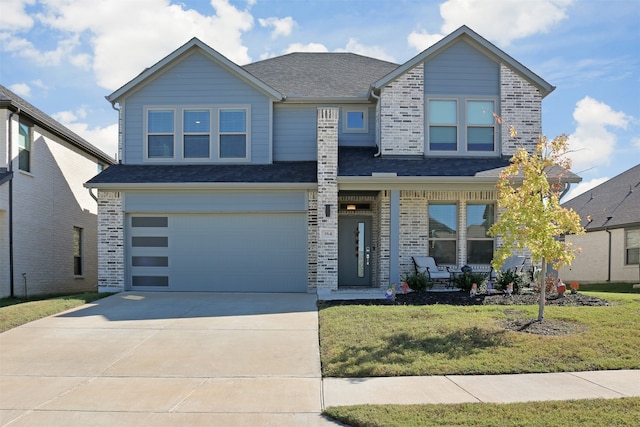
{"left": 344, "top": 109, "right": 367, "bottom": 133}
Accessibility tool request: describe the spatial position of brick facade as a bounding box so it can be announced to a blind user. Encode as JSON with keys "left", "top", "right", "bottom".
{"left": 380, "top": 63, "right": 424, "bottom": 156}
{"left": 97, "top": 191, "right": 124, "bottom": 292}
{"left": 316, "top": 107, "right": 339, "bottom": 290}
{"left": 500, "top": 64, "right": 543, "bottom": 155}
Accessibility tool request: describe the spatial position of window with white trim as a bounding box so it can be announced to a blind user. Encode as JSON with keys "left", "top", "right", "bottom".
{"left": 147, "top": 109, "right": 174, "bottom": 158}
{"left": 18, "top": 122, "right": 32, "bottom": 172}
{"left": 183, "top": 109, "right": 210, "bottom": 158}
{"left": 73, "top": 227, "right": 83, "bottom": 276}
{"left": 427, "top": 98, "right": 498, "bottom": 155}
{"left": 466, "top": 203, "right": 495, "bottom": 264}
{"left": 343, "top": 108, "right": 368, "bottom": 133}
{"left": 219, "top": 108, "right": 247, "bottom": 159}
{"left": 626, "top": 229, "right": 639, "bottom": 265}
{"left": 428, "top": 203, "right": 457, "bottom": 265}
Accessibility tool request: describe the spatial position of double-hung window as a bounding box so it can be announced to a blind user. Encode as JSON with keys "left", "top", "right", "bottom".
{"left": 428, "top": 100, "right": 457, "bottom": 151}
{"left": 428, "top": 204, "right": 457, "bottom": 265}
{"left": 219, "top": 108, "right": 247, "bottom": 159}
{"left": 147, "top": 110, "right": 174, "bottom": 158}
{"left": 626, "top": 229, "right": 640, "bottom": 265}
{"left": 467, "top": 100, "right": 495, "bottom": 152}
{"left": 18, "top": 122, "right": 32, "bottom": 172}
{"left": 183, "top": 109, "right": 210, "bottom": 158}
{"left": 466, "top": 204, "right": 495, "bottom": 264}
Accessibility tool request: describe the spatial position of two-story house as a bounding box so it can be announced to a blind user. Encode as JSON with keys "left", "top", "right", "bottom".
{"left": 86, "top": 25, "right": 578, "bottom": 296}
{"left": 1, "top": 84, "right": 114, "bottom": 297}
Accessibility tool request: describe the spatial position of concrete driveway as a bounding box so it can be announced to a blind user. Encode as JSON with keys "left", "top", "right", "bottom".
{"left": 0, "top": 292, "right": 341, "bottom": 426}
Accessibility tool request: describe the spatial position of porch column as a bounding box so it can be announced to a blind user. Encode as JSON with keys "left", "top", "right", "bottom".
{"left": 316, "top": 107, "right": 339, "bottom": 291}
{"left": 389, "top": 190, "right": 400, "bottom": 286}
{"left": 97, "top": 190, "right": 125, "bottom": 292}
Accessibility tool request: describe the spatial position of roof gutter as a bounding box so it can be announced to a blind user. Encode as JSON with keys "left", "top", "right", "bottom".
{"left": 370, "top": 89, "right": 382, "bottom": 157}
{"left": 84, "top": 182, "right": 318, "bottom": 191}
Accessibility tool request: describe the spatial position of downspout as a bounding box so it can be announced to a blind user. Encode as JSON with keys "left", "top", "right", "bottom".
{"left": 107, "top": 98, "right": 122, "bottom": 163}
{"left": 605, "top": 228, "right": 612, "bottom": 282}
{"left": 371, "top": 90, "right": 382, "bottom": 157}
{"left": 7, "top": 108, "right": 20, "bottom": 297}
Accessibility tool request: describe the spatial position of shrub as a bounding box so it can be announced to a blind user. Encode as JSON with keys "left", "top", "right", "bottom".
{"left": 402, "top": 271, "right": 432, "bottom": 292}
{"left": 495, "top": 269, "right": 527, "bottom": 294}
{"left": 453, "top": 271, "right": 486, "bottom": 292}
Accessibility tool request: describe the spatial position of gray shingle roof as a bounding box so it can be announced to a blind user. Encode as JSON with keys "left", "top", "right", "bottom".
{"left": 86, "top": 161, "right": 317, "bottom": 185}
{"left": 338, "top": 147, "right": 511, "bottom": 177}
{"left": 243, "top": 53, "right": 399, "bottom": 99}
{"left": 0, "top": 85, "right": 114, "bottom": 164}
{"left": 562, "top": 164, "right": 640, "bottom": 230}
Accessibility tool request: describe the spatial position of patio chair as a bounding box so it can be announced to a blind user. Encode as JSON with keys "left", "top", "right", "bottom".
{"left": 412, "top": 256, "right": 451, "bottom": 285}
{"left": 489, "top": 255, "right": 526, "bottom": 280}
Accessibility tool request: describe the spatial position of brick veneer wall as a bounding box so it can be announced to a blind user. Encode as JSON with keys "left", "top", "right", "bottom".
{"left": 316, "top": 107, "right": 339, "bottom": 290}
{"left": 307, "top": 191, "right": 318, "bottom": 289}
{"left": 380, "top": 63, "right": 424, "bottom": 156}
{"left": 500, "top": 64, "right": 543, "bottom": 155}
{"left": 97, "top": 190, "right": 124, "bottom": 291}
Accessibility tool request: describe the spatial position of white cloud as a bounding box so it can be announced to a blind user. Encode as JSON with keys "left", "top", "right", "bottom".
{"left": 259, "top": 16, "right": 295, "bottom": 39}
{"left": 2, "top": 0, "right": 255, "bottom": 91}
{"left": 284, "top": 42, "right": 328, "bottom": 54}
{"left": 567, "top": 96, "right": 630, "bottom": 173}
{"left": 632, "top": 137, "right": 640, "bottom": 150}
{"left": 0, "top": 0, "right": 35, "bottom": 32}
{"left": 562, "top": 176, "right": 609, "bottom": 202}
{"left": 407, "top": 0, "right": 573, "bottom": 51}
{"left": 8, "top": 82, "right": 31, "bottom": 97}
{"left": 335, "top": 38, "right": 396, "bottom": 62}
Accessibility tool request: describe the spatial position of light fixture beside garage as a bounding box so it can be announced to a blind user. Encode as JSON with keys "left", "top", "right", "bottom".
{"left": 346, "top": 204, "right": 357, "bottom": 210}
{"left": 325, "top": 204, "right": 331, "bottom": 217}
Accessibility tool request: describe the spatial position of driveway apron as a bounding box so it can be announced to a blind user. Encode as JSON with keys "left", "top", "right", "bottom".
{"left": 0, "top": 292, "right": 341, "bottom": 426}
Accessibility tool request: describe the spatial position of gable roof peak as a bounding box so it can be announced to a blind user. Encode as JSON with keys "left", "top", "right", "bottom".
{"left": 372, "top": 25, "right": 555, "bottom": 98}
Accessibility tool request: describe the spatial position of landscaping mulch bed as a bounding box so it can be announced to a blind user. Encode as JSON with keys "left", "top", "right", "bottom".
{"left": 320, "top": 290, "right": 609, "bottom": 336}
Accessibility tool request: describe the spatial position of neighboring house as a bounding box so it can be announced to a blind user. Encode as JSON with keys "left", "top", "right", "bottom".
{"left": 559, "top": 164, "right": 640, "bottom": 283}
{"left": 86, "top": 25, "right": 580, "bottom": 296}
{"left": 0, "top": 85, "right": 114, "bottom": 297}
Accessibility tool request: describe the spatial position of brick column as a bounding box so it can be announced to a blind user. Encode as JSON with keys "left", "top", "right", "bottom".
{"left": 316, "top": 107, "right": 339, "bottom": 290}
{"left": 97, "top": 190, "right": 124, "bottom": 292}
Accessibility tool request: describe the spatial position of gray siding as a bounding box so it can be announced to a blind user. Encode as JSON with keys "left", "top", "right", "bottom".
{"left": 123, "top": 191, "right": 307, "bottom": 213}
{"left": 122, "top": 51, "right": 272, "bottom": 164}
{"left": 425, "top": 40, "right": 499, "bottom": 95}
{"left": 273, "top": 104, "right": 376, "bottom": 161}
{"left": 273, "top": 105, "right": 317, "bottom": 161}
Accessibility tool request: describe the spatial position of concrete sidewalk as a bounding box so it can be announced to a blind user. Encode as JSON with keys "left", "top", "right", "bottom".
{"left": 323, "top": 370, "right": 640, "bottom": 407}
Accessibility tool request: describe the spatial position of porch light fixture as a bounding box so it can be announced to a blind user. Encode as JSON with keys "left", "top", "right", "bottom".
{"left": 346, "top": 204, "right": 357, "bottom": 210}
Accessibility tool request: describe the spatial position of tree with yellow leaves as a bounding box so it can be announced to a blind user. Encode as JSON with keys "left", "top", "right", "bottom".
{"left": 488, "top": 128, "right": 584, "bottom": 321}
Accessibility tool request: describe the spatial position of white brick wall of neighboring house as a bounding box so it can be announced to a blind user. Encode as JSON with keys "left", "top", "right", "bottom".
{"left": 5, "top": 120, "right": 101, "bottom": 297}
{"left": 97, "top": 190, "right": 124, "bottom": 292}
{"left": 500, "top": 64, "right": 543, "bottom": 155}
{"left": 380, "top": 63, "right": 424, "bottom": 156}
{"left": 316, "top": 107, "right": 339, "bottom": 290}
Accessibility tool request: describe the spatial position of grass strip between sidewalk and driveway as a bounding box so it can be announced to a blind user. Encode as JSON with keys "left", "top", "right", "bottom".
{"left": 318, "top": 291, "right": 639, "bottom": 377}
{"left": 323, "top": 397, "right": 640, "bottom": 427}
{"left": 0, "top": 292, "right": 113, "bottom": 333}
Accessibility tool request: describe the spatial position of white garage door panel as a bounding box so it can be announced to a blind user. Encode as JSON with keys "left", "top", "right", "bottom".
{"left": 128, "top": 213, "right": 308, "bottom": 292}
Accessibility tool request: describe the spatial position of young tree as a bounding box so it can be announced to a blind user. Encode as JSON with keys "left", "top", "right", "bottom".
{"left": 488, "top": 129, "right": 584, "bottom": 321}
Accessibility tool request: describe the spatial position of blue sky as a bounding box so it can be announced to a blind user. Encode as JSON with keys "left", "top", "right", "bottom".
{"left": 1, "top": 0, "right": 638, "bottom": 200}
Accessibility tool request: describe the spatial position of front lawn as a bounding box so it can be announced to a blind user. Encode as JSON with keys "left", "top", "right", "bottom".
{"left": 324, "top": 397, "right": 640, "bottom": 427}
{"left": 318, "top": 292, "right": 639, "bottom": 377}
{"left": 0, "top": 292, "right": 113, "bottom": 333}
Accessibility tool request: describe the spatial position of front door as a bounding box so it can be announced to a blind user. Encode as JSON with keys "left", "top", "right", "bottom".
{"left": 338, "top": 216, "right": 372, "bottom": 286}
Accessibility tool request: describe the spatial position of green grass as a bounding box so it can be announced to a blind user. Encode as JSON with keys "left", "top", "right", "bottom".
{"left": 0, "top": 292, "right": 113, "bottom": 333}
{"left": 319, "top": 292, "right": 639, "bottom": 377}
{"left": 324, "top": 397, "right": 640, "bottom": 427}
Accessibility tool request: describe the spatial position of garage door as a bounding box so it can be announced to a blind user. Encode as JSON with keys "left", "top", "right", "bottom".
{"left": 127, "top": 213, "right": 308, "bottom": 292}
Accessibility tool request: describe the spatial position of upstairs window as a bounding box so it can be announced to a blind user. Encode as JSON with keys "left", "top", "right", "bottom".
{"left": 343, "top": 108, "right": 368, "bottom": 133}
{"left": 183, "top": 109, "right": 210, "bottom": 158}
{"left": 428, "top": 100, "right": 457, "bottom": 151}
{"left": 18, "top": 122, "right": 32, "bottom": 172}
{"left": 467, "top": 101, "right": 495, "bottom": 152}
{"left": 428, "top": 203, "right": 457, "bottom": 265}
{"left": 219, "top": 109, "right": 247, "bottom": 159}
{"left": 147, "top": 110, "right": 174, "bottom": 158}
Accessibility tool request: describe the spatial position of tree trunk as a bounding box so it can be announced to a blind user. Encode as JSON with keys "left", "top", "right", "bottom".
{"left": 538, "top": 258, "right": 546, "bottom": 321}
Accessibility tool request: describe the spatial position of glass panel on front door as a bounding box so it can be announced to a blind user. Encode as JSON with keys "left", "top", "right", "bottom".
{"left": 338, "top": 217, "right": 372, "bottom": 287}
